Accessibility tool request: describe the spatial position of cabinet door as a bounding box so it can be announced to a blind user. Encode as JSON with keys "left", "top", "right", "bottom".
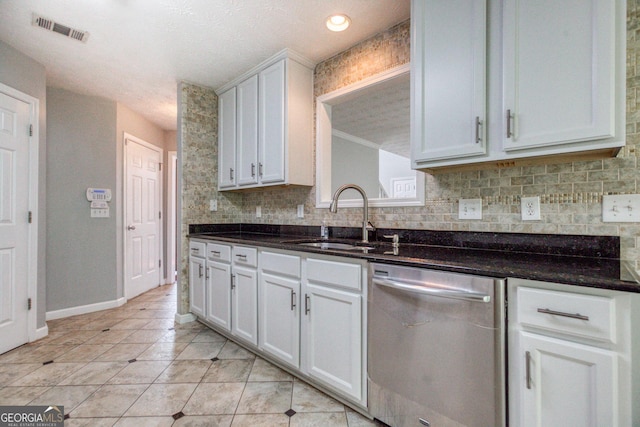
{"left": 189, "top": 257, "right": 206, "bottom": 317}
{"left": 218, "top": 87, "right": 237, "bottom": 189}
{"left": 259, "top": 59, "right": 286, "bottom": 184}
{"left": 411, "top": 0, "right": 487, "bottom": 165}
{"left": 259, "top": 272, "right": 300, "bottom": 368}
{"left": 302, "top": 282, "right": 362, "bottom": 401}
{"left": 518, "top": 331, "right": 616, "bottom": 427}
{"left": 206, "top": 260, "right": 231, "bottom": 331}
{"left": 236, "top": 75, "right": 259, "bottom": 186}
{"left": 231, "top": 265, "right": 258, "bottom": 345}
{"left": 503, "top": 0, "right": 616, "bottom": 151}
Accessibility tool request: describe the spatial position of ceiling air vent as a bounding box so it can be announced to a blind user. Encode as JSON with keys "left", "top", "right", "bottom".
{"left": 32, "top": 13, "right": 89, "bottom": 43}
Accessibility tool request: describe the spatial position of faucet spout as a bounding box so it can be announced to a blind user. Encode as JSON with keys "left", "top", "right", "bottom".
{"left": 329, "top": 184, "right": 371, "bottom": 243}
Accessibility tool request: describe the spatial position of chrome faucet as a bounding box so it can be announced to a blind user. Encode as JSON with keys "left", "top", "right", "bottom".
{"left": 329, "top": 184, "right": 373, "bottom": 243}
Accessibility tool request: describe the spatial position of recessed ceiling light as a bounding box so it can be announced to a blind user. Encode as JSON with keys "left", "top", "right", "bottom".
{"left": 326, "top": 14, "right": 351, "bottom": 32}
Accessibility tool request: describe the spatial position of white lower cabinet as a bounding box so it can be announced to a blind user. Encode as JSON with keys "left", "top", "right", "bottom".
{"left": 508, "top": 278, "right": 639, "bottom": 427}
{"left": 189, "top": 256, "right": 206, "bottom": 318}
{"left": 231, "top": 246, "right": 258, "bottom": 346}
{"left": 189, "top": 240, "right": 368, "bottom": 407}
{"left": 188, "top": 240, "right": 206, "bottom": 318}
{"left": 519, "top": 331, "right": 615, "bottom": 427}
{"left": 302, "top": 281, "right": 362, "bottom": 400}
{"left": 259, "top": 273, "right": 300, "bottom": 367}
{"left": 258, "top": 250, "right": 301, "bottom": 368}
{"left": 301, "top": 256, "right": 365, "bottom": 403}
{"left": 205, "top": 243, "right": 232, "bottom": 330}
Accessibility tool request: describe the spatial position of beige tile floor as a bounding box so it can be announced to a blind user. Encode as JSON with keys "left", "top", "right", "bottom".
{"left": 0, "top": 284, "right": 381, "bottom": 427}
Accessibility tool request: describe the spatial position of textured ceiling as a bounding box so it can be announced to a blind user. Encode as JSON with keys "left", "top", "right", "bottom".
{"left": 0, "top": 0, "right": 410, "bottom": 130}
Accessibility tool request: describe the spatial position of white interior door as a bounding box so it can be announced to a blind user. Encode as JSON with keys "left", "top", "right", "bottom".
{"left": 125, "top": 135, "right": 162, "bottom": 300}
{"left": 167, "top": 151, "right": 177, "bottom": 284}
{"left": 0, "top": 92, "right": 30, "bottom": 354}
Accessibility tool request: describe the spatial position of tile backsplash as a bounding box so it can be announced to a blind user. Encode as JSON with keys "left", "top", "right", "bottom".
{"left": 179, "top": 7, "right": 640, "bottom": 312}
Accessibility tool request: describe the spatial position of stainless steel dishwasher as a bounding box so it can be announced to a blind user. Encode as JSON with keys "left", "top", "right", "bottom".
{"left": 368, "top": 263, "right": 506, "bottom": 427}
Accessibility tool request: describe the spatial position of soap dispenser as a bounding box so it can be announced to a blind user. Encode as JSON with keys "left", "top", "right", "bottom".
{"left": 320, "top": 221, "right": 329, "bottom": 240}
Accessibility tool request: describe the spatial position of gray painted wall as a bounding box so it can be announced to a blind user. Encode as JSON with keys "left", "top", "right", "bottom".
{"left": 0, "top": 41, "right": 47, "bottom": 328}
{"left": 46, "top": 88, "right": 118, "bottom": 311}
{"left": 332, "top": 136, "right": 379, "bottom": 197}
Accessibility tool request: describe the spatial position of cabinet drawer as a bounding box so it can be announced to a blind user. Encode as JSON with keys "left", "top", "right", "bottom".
{"left": 517, "top": 287, "right": 615, "bottom": 343}
{"left": 233, "top": 246, "right": 257, "bottom": 267}
{"left": 207, "top": 243, "right": 231, "bottom": 263}
{"left": 189, "top": 240, "right": 206, "bottom": 258}
{"left": 260, "top": 251, "right": 300, "bottom": 278}
{"left": 306, "top": 258, "right": 361, "bottom": 291}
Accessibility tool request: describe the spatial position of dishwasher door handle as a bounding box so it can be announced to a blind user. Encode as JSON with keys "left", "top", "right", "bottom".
{"left": 372, "top": 277, "right": 491, "bottom": 303}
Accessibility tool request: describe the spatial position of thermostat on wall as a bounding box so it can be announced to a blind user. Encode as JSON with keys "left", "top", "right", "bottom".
{"left": 87, "top": 188, "right": 111, "bottom": 218}
{"left": 86, "top": 188, "right": 112, "bottom": 202}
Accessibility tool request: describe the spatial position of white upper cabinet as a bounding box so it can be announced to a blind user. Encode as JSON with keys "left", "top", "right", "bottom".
{"left": 411, "top": 0, "right": 487, "bottom": 163}
{"left": 259, "top": 60, "right": 287, "bottom": 184}
{"left": 216, "top": 49, "right": 314, "bottom": 190}
{"left": 236, "top": 75, "right": 259, "bottom": 186}
{"left": 218, "top": 87, "right": 237, "bottom": 189}
{"left": 411, "top": 0, "right": 626, "bottom": 170}
{"left": 503, "top": 0, "right": 618, "bottom": 152}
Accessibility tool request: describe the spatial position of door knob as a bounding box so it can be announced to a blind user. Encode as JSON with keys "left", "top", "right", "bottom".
{"left": 127, "top": 225, "right": 136, "bottom": 231}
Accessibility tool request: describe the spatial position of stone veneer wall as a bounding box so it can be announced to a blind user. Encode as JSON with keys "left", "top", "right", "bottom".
{"left": 180, "top": 7, "right": 640, "bottom": 312}
{"left": 178, "top": 83, "right": 242, "bottom": 314}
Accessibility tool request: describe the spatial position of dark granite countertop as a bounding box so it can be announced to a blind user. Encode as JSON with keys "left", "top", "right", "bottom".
{"left": 188, "top": 223, "right": 640, "bottom": 293}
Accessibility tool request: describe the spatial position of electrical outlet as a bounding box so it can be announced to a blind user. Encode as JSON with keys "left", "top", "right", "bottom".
{"left": 209, "top": 199, "right": 217, "bottom": 211}
{"left": 256, "top": 206, "right": 262, "bottom": 218}
{"left": 297, "top": 204, "right": 304, "bottom": 218}
{"left": 458, "top": 198, "right": 482, "bottom": 220}
{"left": 602, "top": 194, "right": 640, "bottom": 222}
{"left": 521, "top": 196, "right": 541, "bottom": 221}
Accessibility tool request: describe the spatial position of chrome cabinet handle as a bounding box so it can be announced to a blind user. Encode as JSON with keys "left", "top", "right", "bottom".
{"left": 235, "top": 254, "right": 247, "bottom": 261}
{"left": 525, "top": 351, "right": 532, "bottom": 389}
{"left": 290, "top": 290, "right": 296, "bottom": 311}
{"left": 231, "top": 274, "right": 235, "bottom": 290}
{"left": 230, "top": 168, "right": 234, "bottom": 180}
{"left": 251, "top": 163, "right": 256, "bottom": 177}
{"left": 190, "top": 248, "right": 199, "bottom": 254}
{"left": 210, "top": 250, "right": 221, "bottom": 257}
{"left": 127, "top": 225, "right": 136, "bottom": 231}
{"left": 537, "top": 308, "right": 589, "bottom": 321}
{"left": 506, "top": 109, "right": 513, "bottom": 138}
{"left": 259, "top": 162, "right": 263, "bottom": 177}
{"left": 198, "top": 264, "right": 203, "bottom": 278}
{"left": 205, "top": 267, "right": 209, "bottom": 280}
{"left": 475, "top": 116, "right": 483, "bottom": 144}
{"left": 304, "top": 294, "right": 310, "bottom": 315}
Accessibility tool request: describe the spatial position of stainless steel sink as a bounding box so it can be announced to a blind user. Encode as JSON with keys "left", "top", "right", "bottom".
{"left": 297, "top": 241, "right": 375, "bottom": 251}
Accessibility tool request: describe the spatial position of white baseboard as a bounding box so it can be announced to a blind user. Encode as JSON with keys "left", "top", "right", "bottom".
{"left": 46, "top": 297, "right": 127, "bottom": 321}
{"left": 175, "top": 312, "right": 196, "bottom": 324}
{"left": 33, "top": 324, "right": 49, "bottom": 342}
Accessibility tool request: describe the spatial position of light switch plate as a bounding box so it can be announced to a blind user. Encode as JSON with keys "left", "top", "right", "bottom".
{"left": 209, "top": 199, "right": 217, "bottom": 211}
{"left": 297, "top": 204, "right": 304, "bottom": 218}
{"left": 256, "top": 206, "right": 262, "bottom": 218}
{"left": 602, "top": 194, "right": 640, "bottom": 222}
{"left": 458, "top": 198, "right": 482, "bottom": 220}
